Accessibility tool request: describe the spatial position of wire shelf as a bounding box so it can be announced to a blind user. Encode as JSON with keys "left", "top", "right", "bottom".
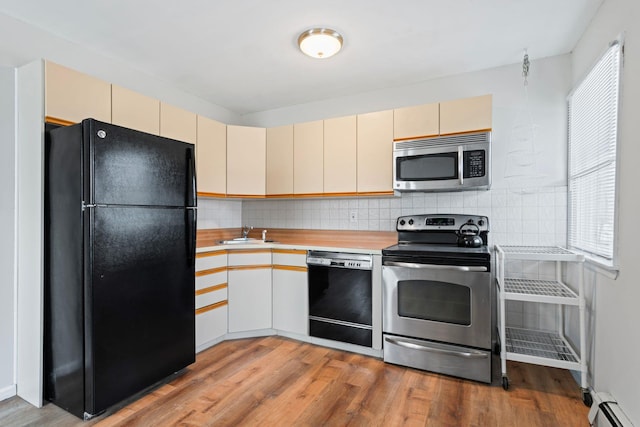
{"left": 505, "top": 327, "right": 578, "bottom": 363}
{"left": 501, "top": 246, "right": 573, "bottom": 255}
{"left": 495, "top": 245, "right": 584, "bottom": 261}
{"left": 504, "top": 278, "right": 578, "bottom": 303}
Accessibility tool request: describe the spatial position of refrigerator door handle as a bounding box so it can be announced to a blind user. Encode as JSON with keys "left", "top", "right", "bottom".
{"left": 186, "top": 208, "right": 196, "bottom": 268}
{"left": 186, "top": 148, "right": 197, "bottom": 208}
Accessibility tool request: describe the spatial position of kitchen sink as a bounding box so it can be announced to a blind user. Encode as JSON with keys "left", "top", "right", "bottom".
{"left": 218, "top": 238, "right": 276, "bottom": 245}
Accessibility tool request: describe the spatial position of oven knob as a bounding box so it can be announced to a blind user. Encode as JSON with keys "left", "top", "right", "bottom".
{"left": 399, "top": 219, "right": 406, "bottom": 226}
{"left": 408, "top": 219, "right": 414, "bottom": 225}
{"left": 478, "top": 219, "right": 485, "bottom": 226}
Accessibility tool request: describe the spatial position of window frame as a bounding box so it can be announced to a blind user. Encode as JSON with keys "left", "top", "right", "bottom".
{"left": 567, "top": 36, "right": 624, "bottom": 272}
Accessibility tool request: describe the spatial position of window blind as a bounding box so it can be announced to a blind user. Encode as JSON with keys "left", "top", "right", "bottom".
{"left": 567, "top": 41, "right": 621, "bottom": 263}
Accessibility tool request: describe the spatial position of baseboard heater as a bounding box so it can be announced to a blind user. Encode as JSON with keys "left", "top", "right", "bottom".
{"left": 588, "top": 392, "right": 634, "bottom": 427}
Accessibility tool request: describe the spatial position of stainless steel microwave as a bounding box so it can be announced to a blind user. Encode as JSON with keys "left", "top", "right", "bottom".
{"left": 393, "top": 131, "right": 491, "bottom": 192}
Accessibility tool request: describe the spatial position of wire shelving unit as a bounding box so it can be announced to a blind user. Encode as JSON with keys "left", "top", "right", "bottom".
{"left": 495, "top": 245, "right": 591, "bottom": 406}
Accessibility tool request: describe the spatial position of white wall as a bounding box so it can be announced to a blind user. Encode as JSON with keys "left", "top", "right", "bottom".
{"left": 571, "top": 0, "right": 640, "bottom": 423}
{"left": 0, "top": 12, "right": 241, "bottom": 126}
{"left": 0, "top": 67, "right": 16, "bottom": 400}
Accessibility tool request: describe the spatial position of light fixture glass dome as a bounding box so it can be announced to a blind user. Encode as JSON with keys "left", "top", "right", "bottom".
{"left": 298, "top": 28, "right": 343, "bottom": 59}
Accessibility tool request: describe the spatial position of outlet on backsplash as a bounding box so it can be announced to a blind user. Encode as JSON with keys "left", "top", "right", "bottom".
{"left": 349, "top": 210, "right": 358, "bottom": 223}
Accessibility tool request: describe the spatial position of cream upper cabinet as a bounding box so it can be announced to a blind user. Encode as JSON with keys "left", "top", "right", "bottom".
{"left": 357, "top": 110, "right": 394, "bottom": 194}
{"left": 266, "top": 125, "right": 294, "bottom": 196}
{"left": 393, "top": 102, "right": 439, "bottom": 140}
{"left": 293, "top": 120, "right": 324, "bottom": 195}
{"left": 45, "top": 61, "right": 111, "bottom": 124}
{"left": 111, "top": 85, "right": 160, "bottom": 135}
{"left": 439, "top": 94, "right": 492, "bottom": 135}
{"left": 227, "top": 125, "right": 266, "bottom": 196}
{"left": 160, "top": 102, "right": 197, "bottom": 144}
{"left": 196, "top": 116, "right": 227, "bottom": 196}
{"left": 324, "top": 116, "right": 356, "bottom": 194}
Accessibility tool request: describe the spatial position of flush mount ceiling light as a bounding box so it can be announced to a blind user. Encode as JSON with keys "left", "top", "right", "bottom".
{"left": 298, "top": 28, "right": 343, "bottom": 59}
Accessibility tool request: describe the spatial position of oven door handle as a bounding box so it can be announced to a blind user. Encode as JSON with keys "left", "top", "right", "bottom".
{"left": 385, "top": 336, "right": 489, "bottom": 359}
{"left": 383, "top": 261, "right": 487, "bottom": 272}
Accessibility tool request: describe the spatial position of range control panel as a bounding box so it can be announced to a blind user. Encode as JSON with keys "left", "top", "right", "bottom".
{"left": 307, "top": 251, "right": 373, "bottom": 270}
{"left": 396, "top": 214, "right": 489, "bottom": 233}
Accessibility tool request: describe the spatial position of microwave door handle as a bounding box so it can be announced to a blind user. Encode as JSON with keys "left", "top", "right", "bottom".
{"left": 458, "top": 146, "right": 464, "bottom": 185}
{"left": 383, "top": 261, "right": 487, "bottom": 272}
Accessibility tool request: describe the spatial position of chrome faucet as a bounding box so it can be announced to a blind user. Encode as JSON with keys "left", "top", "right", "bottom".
{"left": 242, "top": 225, "right": 253, "bottom": 238}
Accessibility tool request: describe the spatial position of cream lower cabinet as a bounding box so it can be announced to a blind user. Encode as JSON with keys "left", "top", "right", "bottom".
{"left": 227, "top": 250, "right": 272, "bottom": 333}
{"left": 45, "top": 61, "right": 111, "bottom": 125}
{"left": 195, "top": 250, "right": 228, "bottom": 351}
{"left": 357, "top": 110, "right": 394, "bottom": 194}
{"left": 227, "top": 125, "right": 267, "bottom": 197}
{"left": 272, "top": 250, "right": 308, "bottom": 335}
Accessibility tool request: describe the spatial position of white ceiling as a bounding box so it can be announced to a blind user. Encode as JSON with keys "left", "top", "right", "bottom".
{"left": 0, "top": 0, "right": 603, "bottom": 115}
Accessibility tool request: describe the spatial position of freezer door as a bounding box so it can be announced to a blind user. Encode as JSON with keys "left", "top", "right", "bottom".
{"left": 84, "top": 206, "right": 195, "bottom": 416}
{"left": 84, "top": 119, "right": 196, "bottom": 207}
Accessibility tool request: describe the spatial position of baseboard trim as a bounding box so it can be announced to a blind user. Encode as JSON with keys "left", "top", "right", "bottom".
{"left": 0, "top": 384, "right": 17, "bottom": 402}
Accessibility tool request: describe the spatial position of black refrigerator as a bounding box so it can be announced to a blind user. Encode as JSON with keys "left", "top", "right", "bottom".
{"left": 44, "top": 119, "right": 197, "bottom": 419}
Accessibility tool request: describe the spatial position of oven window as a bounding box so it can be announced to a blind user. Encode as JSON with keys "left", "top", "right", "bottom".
{"left": 397, "top": 280, "right": 471, "bottom": 325}
{"left": 397, "top": 153, "right": 457, "bottom": 181}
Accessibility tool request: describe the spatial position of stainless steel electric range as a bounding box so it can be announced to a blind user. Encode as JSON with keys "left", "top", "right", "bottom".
{"left": 382, "top": 213, "right": 494, "bottom": 383}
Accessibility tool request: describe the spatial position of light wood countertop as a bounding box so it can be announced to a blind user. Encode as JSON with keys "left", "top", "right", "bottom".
{"left": 197, "top": 228, "right": 397, "bottom": 252}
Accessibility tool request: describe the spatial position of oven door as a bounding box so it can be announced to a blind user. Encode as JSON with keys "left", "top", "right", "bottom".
{"left": 382, "top": 261, "right": 491, "bottom": 349}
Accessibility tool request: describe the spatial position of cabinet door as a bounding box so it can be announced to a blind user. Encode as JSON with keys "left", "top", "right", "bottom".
{"left": 393, "top": 103, "right": 439, "bottom": 140}
{"left": 111, "top": 85, "right": 160, "bottom": 135}
{"left": 266, "top": 125, "right": 294, "bottom": 196}
{"left": 272, "top": 268, "right": 308, "bottom": 335}
{"left": 196, "top": 116, "right": 227, "bottom": 196}
{"left": 439, "top": 94, "right": 492, "bottom": 135}
{"left": 160, "top": 102, "right": 197, "bottom": 144}
{"left": 357, "top": 110, "right": 394, "bottom": 194}
{"left": 196, "top": 304, "right": 227, "bottom": 350}
{"left": 195, "top": 250, "right": 227, "bottom": 350}
{"left": 293, "top": 120, "right": 323, "bottom": 195}
{"left": 227, "top": 125, "right": 266, "bottom": 196}
{"left": 228, "top": 268, "right": 272, "bottom": 332}
{"left": 45, "top": 61, "right": 111, "bottom": 124}
{"left": 324, "top": 116, "right": 356, "bottom": 194}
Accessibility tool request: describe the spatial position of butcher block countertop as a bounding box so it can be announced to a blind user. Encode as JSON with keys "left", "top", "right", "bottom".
{"left": 197, "top": 228, "right": 397, "bottom": 254}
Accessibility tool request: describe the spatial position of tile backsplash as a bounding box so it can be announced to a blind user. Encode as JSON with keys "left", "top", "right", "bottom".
{"left": 241, "top": 185, "right": 568, "bottom": 247}
{"left": 197, "top": 198, "right": 242, "bottom": 229}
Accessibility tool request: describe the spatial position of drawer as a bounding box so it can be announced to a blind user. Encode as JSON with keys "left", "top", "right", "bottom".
{"left": 196, "top": 285, "right": 227, "bottom": 309}
{"left": 228, "top": 249, "right": 271, "bottom": 266}
{"left": 196, "top": 270, "right": 226, "bottom": 291}
{"left": 196, "top": 302, "right": 227, "bottom": 348}
{"left": 196, "top": 251, "right": 227, "bottom": 271}
{"left": 272, "top": 249, "right": 307, "bottom": 267}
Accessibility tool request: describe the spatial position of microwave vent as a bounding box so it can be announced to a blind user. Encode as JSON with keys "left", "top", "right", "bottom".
{"left": 394, "top": 131, "right": 491, "bottom": 151}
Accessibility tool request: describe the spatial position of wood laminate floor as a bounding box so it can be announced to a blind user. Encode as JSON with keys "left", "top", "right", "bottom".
{"left": 0, "top": 336, "right": 589, "bottom": 426}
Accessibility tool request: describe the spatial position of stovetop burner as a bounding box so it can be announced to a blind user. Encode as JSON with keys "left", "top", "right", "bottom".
{"left": 383, "top": 214, "right": 491, "bottom": 263}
